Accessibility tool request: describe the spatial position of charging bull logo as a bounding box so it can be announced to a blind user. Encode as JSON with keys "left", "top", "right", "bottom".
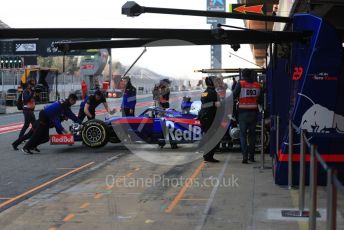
{"left": 299, "top": 93, "right": 344, "bottom": 133}
{"left": 165, "top": 120, "right": 202, "bottom": 141}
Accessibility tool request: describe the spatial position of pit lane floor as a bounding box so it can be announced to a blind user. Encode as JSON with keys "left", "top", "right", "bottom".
{"left": 0, "top": 91, "right": 200, "bottom": 212}
{"left": 1, "top": 150, "right": 342, "bottom": 230}
{"left": 1, "top": 90, "right": 343, "bottom": 229}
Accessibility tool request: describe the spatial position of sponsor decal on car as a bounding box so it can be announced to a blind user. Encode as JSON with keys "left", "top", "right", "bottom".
{"left": 50, "top": 134, "right": 75, "bottom": 145}
{"left": 165, "top": 120, "right": 202, "bottom": 141}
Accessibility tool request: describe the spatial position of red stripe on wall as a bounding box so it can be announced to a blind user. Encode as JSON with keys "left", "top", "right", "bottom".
{"left": 277, "top": 149, "right": 344, "bottom": 162}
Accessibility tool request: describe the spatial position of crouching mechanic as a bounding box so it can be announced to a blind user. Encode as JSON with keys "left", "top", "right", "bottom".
{"left": 78, "top": 90, "right": 116, "bottom": 121}
{"left": 22, "top": 94, "right": 81, "bottom": 154}
{"left": 12, "top": 114, "right": 68, "bottom": 151}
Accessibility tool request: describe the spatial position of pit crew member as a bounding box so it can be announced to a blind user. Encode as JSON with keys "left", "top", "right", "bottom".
{"left": 18, "top": 79, "right": 36, "bottom": 138}
{"left": 233, "top": 69, "right": 262, "bottom": 164}
{"left": 198, "top": 76, "right": 221, "bottom": 163}
{"left": 121, "top": 76, "right": 136, "bottom": 117}
{"left": 22, "top": 94, "right": 81, "bottom": 154}
{"left": 78, "top": 90, "right": 116, "bottom": 121}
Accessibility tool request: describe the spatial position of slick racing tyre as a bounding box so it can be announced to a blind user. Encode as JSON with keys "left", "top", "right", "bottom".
{"left": 81, "top": 119, "right": 109, "bottom": 148}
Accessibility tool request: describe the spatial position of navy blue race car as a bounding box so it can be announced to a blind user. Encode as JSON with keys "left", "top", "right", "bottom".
{"left": 70, "top": 105, "right": 269, "bottom": 151}
{"left": 71, "top": 107, "right": 204, "bottom": 148}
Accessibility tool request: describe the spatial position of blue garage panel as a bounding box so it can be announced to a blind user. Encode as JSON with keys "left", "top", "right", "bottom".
{"left": 270, "top": 14, "right": 344, "bottom": 185}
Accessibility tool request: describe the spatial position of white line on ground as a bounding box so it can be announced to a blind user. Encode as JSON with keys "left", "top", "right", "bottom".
{"left": 56, "top": 168, "right": 78, "bottom": 170}
{"left": 195, "top": 154, "right": 231, "bottom": 230}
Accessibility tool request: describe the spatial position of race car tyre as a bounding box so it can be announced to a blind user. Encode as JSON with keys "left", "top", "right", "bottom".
{"left": 81, "top": 119, "right": 109, "bottom": 148}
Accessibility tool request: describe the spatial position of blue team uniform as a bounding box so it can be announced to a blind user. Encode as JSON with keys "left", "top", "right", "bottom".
{"left": 24, "top": 100, "right": 81, "bottom": 150}
{"left": 121, "top": 85, "right": 136, "bottom": 116}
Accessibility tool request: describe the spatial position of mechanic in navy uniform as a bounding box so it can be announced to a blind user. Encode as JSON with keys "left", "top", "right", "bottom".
{"left": 121, "top": 76, "right": 137, "bottom": 116}
{"left": 12, "top": 114, "right": 67, "bottom": 151}
{"left": 22, "top": 94, "right": 81, "bottom": 154}
{"left": 78, "top": 90, "right": 116, "bottom": 121}
{"left": 198, "top": 76, "right": 221, "bottom": 163}
{"left": 18, "top": 79, "right": 36, "bottom": 138}
{"left": 233, "top": 69, "right": 262, "bottom": 164}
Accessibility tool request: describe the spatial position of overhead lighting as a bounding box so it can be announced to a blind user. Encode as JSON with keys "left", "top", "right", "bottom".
{"left": 122, "top": 1, "right": 144, "bottom": 17}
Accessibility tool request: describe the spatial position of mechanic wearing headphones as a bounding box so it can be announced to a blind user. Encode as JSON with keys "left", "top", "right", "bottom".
{"left": 198, "top": 76, "right": 221, "bottom": 163}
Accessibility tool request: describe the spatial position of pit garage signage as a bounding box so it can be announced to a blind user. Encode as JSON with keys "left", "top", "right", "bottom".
{"left": 15, "top": 43, "right": 37, "bottom": 52}
{"left": 207, "top": 0, "right": 226, "bottom": 24}
{"left": 229, "top": 4, "right": 265, "bottom": 14}
{"left": 39, "top": 39, "right": 99, "bottom": 57}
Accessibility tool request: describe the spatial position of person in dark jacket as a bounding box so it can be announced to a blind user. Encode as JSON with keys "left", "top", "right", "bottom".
{"left": 12, "top": 114, "right": 67, "bottom": 151}
{"left": 18, "top": 79, "right": 36, "bottom": 138}
{"left": 159, "top": 79, "right": 171, "bottom": 109}
{"left": 231, "top": 77, "right": 238, "bottom": 91}
{"left": 22, "top": 94, "right": 81, "bottom": 154}
{"left": 198, "top": 76, "right": 221, "bottom": 162}
{"left": 121, "top": 76, "right": 137, "bottom": 116}
{"left": 78, "top": 90, "right": 116, "bottom": 121}
{"left": 233, "top": 69, "right": 262, "bottom": 163}
{"left": 152, "top": 84, "right": 160, "bottom": 107}
{"left": 181, "top": 96, "right": 192, "bottom": 114}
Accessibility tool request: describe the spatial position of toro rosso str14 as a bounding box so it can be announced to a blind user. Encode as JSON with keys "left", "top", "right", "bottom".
{"left": 60, "top": 105, "right": 269, "bottom": 151}
{"left": 66, "top": 107, "right": 204, "bottom": 148}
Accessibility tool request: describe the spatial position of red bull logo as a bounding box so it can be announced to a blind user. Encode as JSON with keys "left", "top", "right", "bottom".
{"left": 165, "top": 120, "right": 202, "bottom": 141}
{"left": 50, "top": 134, "right": 74, "bottom": 145}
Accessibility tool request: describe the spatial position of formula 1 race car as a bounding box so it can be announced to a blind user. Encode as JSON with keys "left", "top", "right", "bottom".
{"left": 70, "top": 107, "right": 202, "bottom": 148}
{"left": 68, "top": 105, "right": 270, "bottom": 152}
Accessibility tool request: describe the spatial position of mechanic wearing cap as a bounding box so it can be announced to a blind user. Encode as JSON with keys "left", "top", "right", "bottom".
{"left": 198, "top": 76, "right": 221, "bottom": 163}
{"left": 121, "top": 76, "right": 137, "bottom": 116}
{"left": 78, "top": 90, "right": 116, "bottom": 121}
{"left": 22, "top": 94, "right": 81, "bottom": 154}
{"left": 233, "top": 69, "right": 262, "bottom": 164}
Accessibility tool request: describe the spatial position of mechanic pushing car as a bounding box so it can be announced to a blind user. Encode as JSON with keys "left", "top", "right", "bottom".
{"left": 78, "top": 90, "right": 116, "bottom": 121}
{"left": 121, "top": 76, "right": 137, "bottom": 117}
{"left": 12, "top": 113, "right": 68, "bottom": 152}
{"left": 22, "top": 94, "right": 81, "bottom": 154}
{"left": 198, "top": 76, "right": 221, "bottom": 163}
{"left": 233, "top": 69, "right": 262, "bottom": 164}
